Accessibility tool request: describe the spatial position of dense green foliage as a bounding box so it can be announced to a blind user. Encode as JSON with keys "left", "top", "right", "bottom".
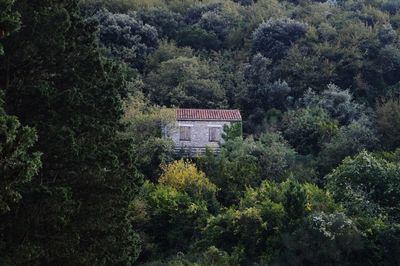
{"left": 0, "top": 0, "right": 20, "bottom": 55}
{"left": 0, "top": 92, "right": 41, "bottom": 215}
{"left": 0, "top": 0, "right": 142, "bottom": 264}
{"left": 1, "top": 0, "right": 400, "bottom": 265}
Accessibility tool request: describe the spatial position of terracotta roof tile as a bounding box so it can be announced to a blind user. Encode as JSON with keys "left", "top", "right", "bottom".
{"left": 176, "top": 109, "right": 242, "bottom": 121}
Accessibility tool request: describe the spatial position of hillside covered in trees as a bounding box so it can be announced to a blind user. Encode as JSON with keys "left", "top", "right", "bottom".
{"left": 2, "top": 0, "right": 400, "bottom": 265}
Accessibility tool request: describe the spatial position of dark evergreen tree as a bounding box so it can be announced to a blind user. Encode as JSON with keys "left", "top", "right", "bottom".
{"left": 0, "top": 92, "right": 41, "bottom": 215}
{"left": 0, "top": 0, "right": 142, "bottom": 264}
{"left": 252, "top": 18, "right": 308, "bottom": 62}
{"left": 240, "top": 54, "right": 292, "bottom": 133}
{"left": 0, "top": 0, "right": 20, "bottom": 54}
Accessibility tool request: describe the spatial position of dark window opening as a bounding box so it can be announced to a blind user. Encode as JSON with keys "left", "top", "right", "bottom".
{"left": 180, "top": 126, "right": 191, "bottom": 141}
{"left": 209, "top": 127, "right": 220, "bottom": 142}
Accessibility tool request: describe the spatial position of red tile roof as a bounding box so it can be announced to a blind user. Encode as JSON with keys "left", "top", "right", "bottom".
{"left": 176, "top": 109, "right": 242, "bottom": 121}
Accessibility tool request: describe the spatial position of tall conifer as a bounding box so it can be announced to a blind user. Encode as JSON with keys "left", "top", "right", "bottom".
{"left": 0, "top": 0, "right": 142, "bottom": 264}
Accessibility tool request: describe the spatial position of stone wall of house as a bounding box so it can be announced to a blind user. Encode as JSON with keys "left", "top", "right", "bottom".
{"left": 164, "top": 120, "right": 233, "bottom": 149}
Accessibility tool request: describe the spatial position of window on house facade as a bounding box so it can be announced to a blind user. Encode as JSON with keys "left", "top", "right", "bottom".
{"left": 179, "top": 126, "right": 191, "bottom": 141}
{"left": 209, "top": 127, "right": 220, "bottom": 142}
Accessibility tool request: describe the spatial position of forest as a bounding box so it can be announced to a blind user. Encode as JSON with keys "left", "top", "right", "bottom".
{"left": 1, "top": 0, "right": 400, "bottom": 265}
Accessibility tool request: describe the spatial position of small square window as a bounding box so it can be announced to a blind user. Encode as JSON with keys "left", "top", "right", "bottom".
{"left": 180, "top": 126, "right": 191, "bottom": 141}
{"left": 209, "top": 127, "right": 220, "bottom": 142}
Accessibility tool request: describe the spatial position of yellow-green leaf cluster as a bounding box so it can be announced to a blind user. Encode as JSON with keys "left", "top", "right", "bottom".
{"left": 159, "top": 160, "right": 217, "bottom": 196}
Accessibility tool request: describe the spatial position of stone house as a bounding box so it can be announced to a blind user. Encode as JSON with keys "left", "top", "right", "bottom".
{"left": 163, "top": 108, "right": 242, "bottom": 155}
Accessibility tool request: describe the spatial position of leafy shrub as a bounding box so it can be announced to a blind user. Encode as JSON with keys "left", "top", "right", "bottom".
{"left": 319, "top": 121, "right": 379, "bottom": 175}
{"left": 159, "top": 160, "right": 217, "bottom": 202}
{"left": 299, "top": 84, "right": 366, "bottom": 125}
{"left": 198, "top": 133, "right": 296, "bottom": 205}
{"left": 145, "top": 56, "right": 226, "bottom": 108}
{"left": 137, "top": 8, "right": 183, "bottom": 39}
{"left": 281, "top": 107, "right": 339, "bottom": 155}
{"left": 377, "top": 98, "right": 400, "bottom": 150}
{"left": 177, "top": 25, "right": 222, "bottom": 50}
{"left": 93, "top": 9, "right": 159, "bottom": 70}
{"left": 185, "top": 2, "right": 223, "bottom": 25}
{"left": 253, "top": 18, "right": 308, "bottom": 61}
{"left": 279, "top": 212, "right": 365, "bottom": 266}
{"left": 131, "top": 182, "right": 211, "bottom": 261}
{"left": 202, "top": 178, "right": 342, "bottom": 265}
{"left": 326, "top": 151, "right": 400, "bottom": 221}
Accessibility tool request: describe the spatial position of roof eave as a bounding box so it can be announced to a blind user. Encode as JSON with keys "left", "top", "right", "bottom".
{"left": 177, "top": 119, "right": 242, "bottom": 122}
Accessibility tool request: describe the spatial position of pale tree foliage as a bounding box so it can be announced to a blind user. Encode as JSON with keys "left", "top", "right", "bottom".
{"left": 299, "top": 84, "right": 366, "bottom": 125}
{"left": 93, "top": 9, "right": 159, "bottom": 70}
